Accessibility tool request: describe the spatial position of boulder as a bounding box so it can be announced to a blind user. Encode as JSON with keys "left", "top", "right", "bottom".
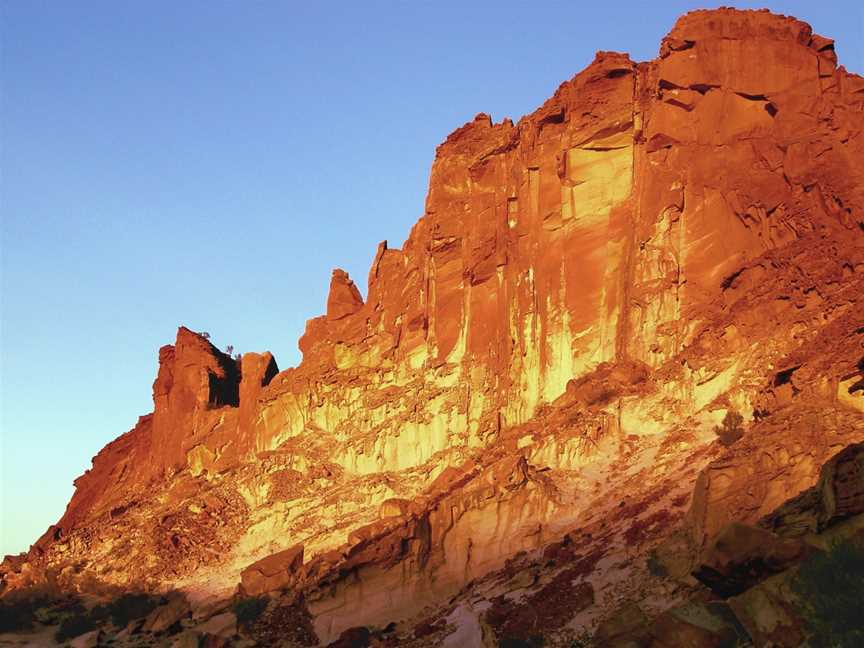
{"left": 142, "top": 592, "right": 192, "bottom": 634}
{"left": 818, "top": 442, "right": 864, "bottom": 527}
{"left": 170, "top": 631, "right": 202, "bottom": 648}
{"left": 727, "top": 570, "right": 807, "bottom": 647}
{"left": 758, "top": 488, "right": 821, "bottom": 539}
{"left": 594, "top": 602, "right": 650, "bottom": 646}
{"left": 69, "top": 630, "right": 101, "bottom": 648}
{"left": 647, "top": 601, "right": 750, "bottom": 647}
{"left": 196, "top": 611, "right": 236, "bottom": 638}
{"left": 693, "top": 522, "right": 808, "bottom": 596}
{"left": 190, "top": 595, "right": 230, "bottom": 621}
{"left": 240, "top": 545, "right": 304, "bottom": 596}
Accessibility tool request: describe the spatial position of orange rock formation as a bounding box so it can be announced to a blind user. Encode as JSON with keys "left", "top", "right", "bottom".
{"left": 2, "top": 8, "right": 863, "bottom": 648}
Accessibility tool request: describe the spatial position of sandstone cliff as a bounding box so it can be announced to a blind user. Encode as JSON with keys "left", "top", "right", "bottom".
{"left": 2, "top": 8, "right": 863, "bottom": 648}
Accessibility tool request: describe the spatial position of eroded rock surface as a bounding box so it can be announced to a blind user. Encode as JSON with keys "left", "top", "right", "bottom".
{"left": 2, "top": 7, "right": 863, "bottom": 647}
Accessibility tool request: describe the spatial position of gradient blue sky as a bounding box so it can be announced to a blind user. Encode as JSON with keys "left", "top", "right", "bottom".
{"left": 1, "top": 1, "right": 862, "bottom": 556}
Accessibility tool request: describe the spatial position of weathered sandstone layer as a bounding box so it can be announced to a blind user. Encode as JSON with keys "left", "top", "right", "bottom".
{"left": 2, "top": 8, "right": 863, "bottom": 647}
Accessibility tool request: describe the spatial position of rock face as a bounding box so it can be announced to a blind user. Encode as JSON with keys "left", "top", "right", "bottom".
{"left": 608, "top": 443, "right": 864, "bottom": 648}
{"left": 2, "top": 7, "right": 863, "bottom": 647}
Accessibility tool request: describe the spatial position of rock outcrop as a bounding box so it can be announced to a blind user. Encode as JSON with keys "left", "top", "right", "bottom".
{"left": 2, "top": 7, "right": 863, "bottom": 647}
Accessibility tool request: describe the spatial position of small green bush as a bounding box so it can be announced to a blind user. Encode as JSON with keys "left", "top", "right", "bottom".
{"left": 714, "top": 410, "right": 744, "bottom": 446}
{"left": 570, "top": 630, "right": 592, "bottom": 648}
{"left": 232, "top": 595, "right": 268, "bottom": 628}
{"left": 33, "top": 606, "right": 57, "bottom": 625}
{"left": 792, "top": 538, "right": 864, "bottom": 647}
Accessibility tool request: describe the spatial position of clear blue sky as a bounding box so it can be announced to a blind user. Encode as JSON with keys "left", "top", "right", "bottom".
{"left": 1, "top": 1, "right": 861, "bottom": 557}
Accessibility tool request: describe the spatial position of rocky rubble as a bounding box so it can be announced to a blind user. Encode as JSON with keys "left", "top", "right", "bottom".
{"left": 2, "top": 7, "right": 863, "bottom": 647}
{"left": 583, "top": 442, "right": 864, "bottom": 648}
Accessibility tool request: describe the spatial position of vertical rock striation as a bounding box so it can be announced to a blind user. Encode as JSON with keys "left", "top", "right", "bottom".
{"left": 3, "top": 8, "right": 863, "bottom": 646}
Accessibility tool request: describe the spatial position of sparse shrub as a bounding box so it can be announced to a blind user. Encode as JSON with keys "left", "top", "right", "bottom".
{"left": 34, "top": 597, "right": 87, "bottom": 630}
{"left": 792, "top": 538, "right": 864, "bottom": 647}
{"left": 88, "top": 603, "right": 110, "bottom": 623}
{"left": 0, "top": 587, "right": 70, "bottom": 632}
{"left": 570, "top": 630, "right": 593, "bottom": 648}
{"left": 34, "top": 605, "right": 60, "bottom": 625}
{"left": 233, "top": 595, "right": 268, "bottom": 629}
{"left": 106, "top": 592, "right": 160, "bottom": 627}
{"left": 0, "top": 586, "right": 63, "bottom": 632}
{"left": 714, "top": 410, "right": 744, "bottom": 446}
{"left": 0, "top": 600, "right": 37, "bottom": 632}
{"left": 55, "top": 611, "right": 96, "bottom": 642}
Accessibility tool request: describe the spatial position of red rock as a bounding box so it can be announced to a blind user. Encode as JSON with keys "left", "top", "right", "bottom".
{"left": 326, "top": 269, "right": 364, "bottom": 321}
{"left": 10, "top": 8, "right": 864, "bottom": 648}
{"left": 692, "top": 522, "right": 808, "bottom": 596}
{"left": 818, "top": 441, "right": 864, "bottom": 525}
{"left": 237, "top": 351, "right": 279, "bottom": 449}
{"left": 378, "top": 498, "right": 409, "bottom": 518}
{"left": 647, "top": 601, "right": 747, "bottom": 648}
{"left": 686, "top": 405, "right": 864, "bottom": 559}
{"left": 240, "top": 545, "right": 305, "bottom": 596}
{"left": 142, "top": 592, "right": 191, "bottom": 634}
{"left": 594, "top": 602, "right": 650, "bottom": 646}
{"left": 151, "top": 327, "right": 240, "bottom": 475}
